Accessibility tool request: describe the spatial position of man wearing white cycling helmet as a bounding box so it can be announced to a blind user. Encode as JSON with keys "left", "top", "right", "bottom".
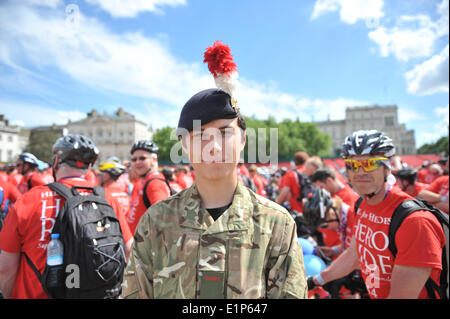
{"left": 308, "top": 130, "right": 446, "bottom": 299}
{"left": 16, "top": 152, "right": 46, "bottom": 194}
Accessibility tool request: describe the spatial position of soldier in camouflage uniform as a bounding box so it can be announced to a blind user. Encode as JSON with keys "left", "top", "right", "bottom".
{"left": 121, "top": 41, "right": 307, "bottom": 299}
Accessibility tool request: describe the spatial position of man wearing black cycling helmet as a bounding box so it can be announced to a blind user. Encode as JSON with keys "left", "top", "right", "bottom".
{"left": 126, "top": 140, "right": 171, "bottom": 235}
{"left": 395, "top": 167, "right": 428, "bottom": 197}
{"left": 308, "top": 130, "right": 445, "bottom": 299}
{"left": 0, "top": 134, "right": 132, "bottom": 298}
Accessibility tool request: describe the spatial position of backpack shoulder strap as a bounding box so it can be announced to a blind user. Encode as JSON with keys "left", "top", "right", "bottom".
{"left": 142, "top": 177, "right": 173, "bottom": 208}
{"left": 46, "top": 182, "right": 77, "bottom": 235}
{"left": 23, "top": 252, "right": 52, "bottom": 297}
{"left": 93, "top": 185, "right": 105, "bottom": 197}
{"left": 354, "top": 196, "right": 363, "bottom": 217}
{"left": 388, "top": 199, "right": 423, "bottom": 257}
{"left": 28, "top": 176, "right": 33, "bottom": 190}
{"left": 47, "top": 182, "right": 74, "bottom": 199}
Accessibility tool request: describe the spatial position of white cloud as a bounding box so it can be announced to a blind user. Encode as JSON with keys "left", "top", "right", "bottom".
{"left": 417, "top": 104, "right": 449, "bottom": 146}
{"left": 84, "top": 0, "right": 186, "bottom": 17}
{"left": 0, "top": 100, "right": 84, "bottom": 127}
{"left": 235, "top": 80, "right": 367, "bottom": 123}
{"left": 397, "top": 107, "right": 423, "bottom": 123}
{"left": 434, "top": 104, "right": 449, "bottom": 134}
{"left": 24, "top": 0, "right": 62, "bottom": 8}
{"left": 405, "top": 44, "right": 449, "bottom": 96}
{"left": 436, "top": 0, "right": 449, "bottom": 37}
{"left": 311, "top": 0, "right": 384, "bottom": 24}
{"left": 368, "top": 15, "right": 438, "bottom": 62}
{"left": 0, "top": 4, "right": 210, "bottom": 109}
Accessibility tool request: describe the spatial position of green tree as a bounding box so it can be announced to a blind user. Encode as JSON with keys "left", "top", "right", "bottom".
{"left": 417, "top": 135, "right": 449, "bottom": 156}
{"left": 243, "top": 116, "right": 332, "bottom": 162}
{"left": 152, "top": 126, "right": 180, "bottom": 162}
{"left": 24, "top": 130, "right": 62, "bottom": 163}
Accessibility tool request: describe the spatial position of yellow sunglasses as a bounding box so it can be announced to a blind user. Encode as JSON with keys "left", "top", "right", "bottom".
{"left": 344, "top": 157, "right": 388, "bottom": 172}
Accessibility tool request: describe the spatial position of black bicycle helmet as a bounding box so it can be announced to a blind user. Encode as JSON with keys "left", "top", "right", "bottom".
{"left": 303, "top": 187, "right": 334, "bottom": 231}
{"left": 341, "top": 130, "right": 395, "bottom": 158}
{"left": 395, "top": 167, "right": 417, "bottom": 185}
{"left": 52, "top": 134, "right": 99, "bottom": 168}
{"left": 99, "top": 161, "right": 126, "bottom": 179}
{"left": 130, "top": 140, "right": 159, "bottom": 155}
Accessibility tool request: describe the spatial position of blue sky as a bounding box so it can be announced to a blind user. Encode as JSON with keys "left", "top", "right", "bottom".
{"left": 0, "top": 0, "right": 448, "bottom": 149}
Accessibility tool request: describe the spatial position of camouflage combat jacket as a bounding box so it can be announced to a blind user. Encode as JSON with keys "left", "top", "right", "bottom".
{"left": 121, "top": 181, "right": 307, "bottom": 299}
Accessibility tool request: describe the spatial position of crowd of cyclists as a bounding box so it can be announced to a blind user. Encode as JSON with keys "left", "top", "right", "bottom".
{"left": 0, "top": 133, "right": 448, "bottom": 299}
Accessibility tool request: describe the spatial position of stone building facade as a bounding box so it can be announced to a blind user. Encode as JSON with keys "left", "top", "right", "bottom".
{"left": 0, "top": 114, "right": 28, "bottom": 163}
{"left": 66, "top": 108, "right": 153, "bottom": 163}
{"left": 315, "top": 105, "right": 416, "bottom": 156}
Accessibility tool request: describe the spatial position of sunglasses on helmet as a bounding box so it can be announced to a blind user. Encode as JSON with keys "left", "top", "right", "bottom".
{"left": 344, "top": 157, "right": 388, "bottom": 173}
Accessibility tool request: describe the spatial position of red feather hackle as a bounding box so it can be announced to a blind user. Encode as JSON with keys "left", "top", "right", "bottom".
{"left": 203, "top": 41, "right": 237, "bottom": 77}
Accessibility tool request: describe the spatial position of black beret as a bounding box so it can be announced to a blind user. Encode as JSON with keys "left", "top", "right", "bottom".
{"left": 176, "top": 88, "right": 239, "bottom": 136}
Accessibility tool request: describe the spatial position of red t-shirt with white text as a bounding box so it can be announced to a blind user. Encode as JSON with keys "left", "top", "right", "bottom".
{"left": 0, "top": 177, "right": 130, "bottom": 299}
{"left": 354, "top": 187, "right": 444, "bottom": 299}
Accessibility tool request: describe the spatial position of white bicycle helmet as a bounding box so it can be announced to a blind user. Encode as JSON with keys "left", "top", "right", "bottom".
{"left": 341, "top": 130, "right": 395, "bottom": 158}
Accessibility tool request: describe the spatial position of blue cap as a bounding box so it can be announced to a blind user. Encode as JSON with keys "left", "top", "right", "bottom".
{"left": 51, "top": 233, "right": 60, "bottom": 239}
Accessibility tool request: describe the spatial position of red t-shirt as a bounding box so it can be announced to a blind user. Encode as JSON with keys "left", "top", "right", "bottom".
{"left": 417, "top": 169, "right": 438, "bottom": 185}
{"left": 0, "top": 179, "right": 22, "bottom": 208}
{"left": 175, "top": 172, "right": 194, "bottom": 190}
{"left": 426, "top": 176, "right": 449, "bottom": 198}
{"left": 17, "top": 171, "right": 46, "bottom": 194}
{"left": 426, "top": 176, "right": 449, "bottom": 214}
{"left": 126, "top": 171, "right": 171, "bottom": 235}
{"left": 39, "top": 170, "right": 54, "bottom": 185}
{"left": 406, "top": 182, "right": 428, "bottom": 197}
{"left": 169, "top": 181, "right": 183, "bottom": 194}
{"left": 0, "top": 177, "right": 130, "bottom": 299}
{"left": 279, "top": 166, "right": 305, "bottom": 212}
{"left": 0, "top": 171, "right": 8, "bottom": 182}
{"left": 252, "top": 174, "right": 267, "bottom": 197}
{"left": 354, "top": 187, "right": 445, "bottom": 299}
{"left": 8, "top": 171, "right": 22, "bottom": 187}
{"left": 334, "top": 184, "right": 360, "bottom": 208}
{"left": 103, "top": 182, "right": 133, "bottom": 244}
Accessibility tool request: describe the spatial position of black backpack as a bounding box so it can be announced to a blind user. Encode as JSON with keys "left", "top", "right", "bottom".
{"left": 24, "top": 183, "right": 126, "bottom": 299}
{"left": 142, "top": 177, "right": 176, "bottom": 209}
{"left": 355, "top": 197, "right": 449, "bottom": 299}
{"left": 292, "top": 169, "right": 314, "bottom": 203}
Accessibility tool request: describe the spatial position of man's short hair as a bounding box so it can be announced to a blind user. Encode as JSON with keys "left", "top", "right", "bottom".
{"left": 310, "top": 166, "right": 336, "bottom": 183}
{"left": 293, "top": 151, "right": 309, "bottom": 166}
{"left": 306, "top": 156, "right": 323, "bottom": 170}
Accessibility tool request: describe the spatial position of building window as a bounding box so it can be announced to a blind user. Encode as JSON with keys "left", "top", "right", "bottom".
{"left": 8, "top": 135, "right": 13, "bottom": 142}
{"left": 384, "top": 116, "right": 394, "bottom": 127}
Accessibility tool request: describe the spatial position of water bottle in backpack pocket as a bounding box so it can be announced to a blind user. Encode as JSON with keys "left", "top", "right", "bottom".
{"left": 46, "top": 233, "right": 64, "bottom": 288}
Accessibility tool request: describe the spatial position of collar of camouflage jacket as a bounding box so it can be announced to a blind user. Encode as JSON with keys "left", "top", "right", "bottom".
{"left": 179, "top": 180, "right": 251, "bottom": 234}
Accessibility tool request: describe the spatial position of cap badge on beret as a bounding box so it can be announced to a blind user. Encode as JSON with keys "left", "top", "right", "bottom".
{"left": 203, "top": 40, "right": 239, "bottom": 113}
